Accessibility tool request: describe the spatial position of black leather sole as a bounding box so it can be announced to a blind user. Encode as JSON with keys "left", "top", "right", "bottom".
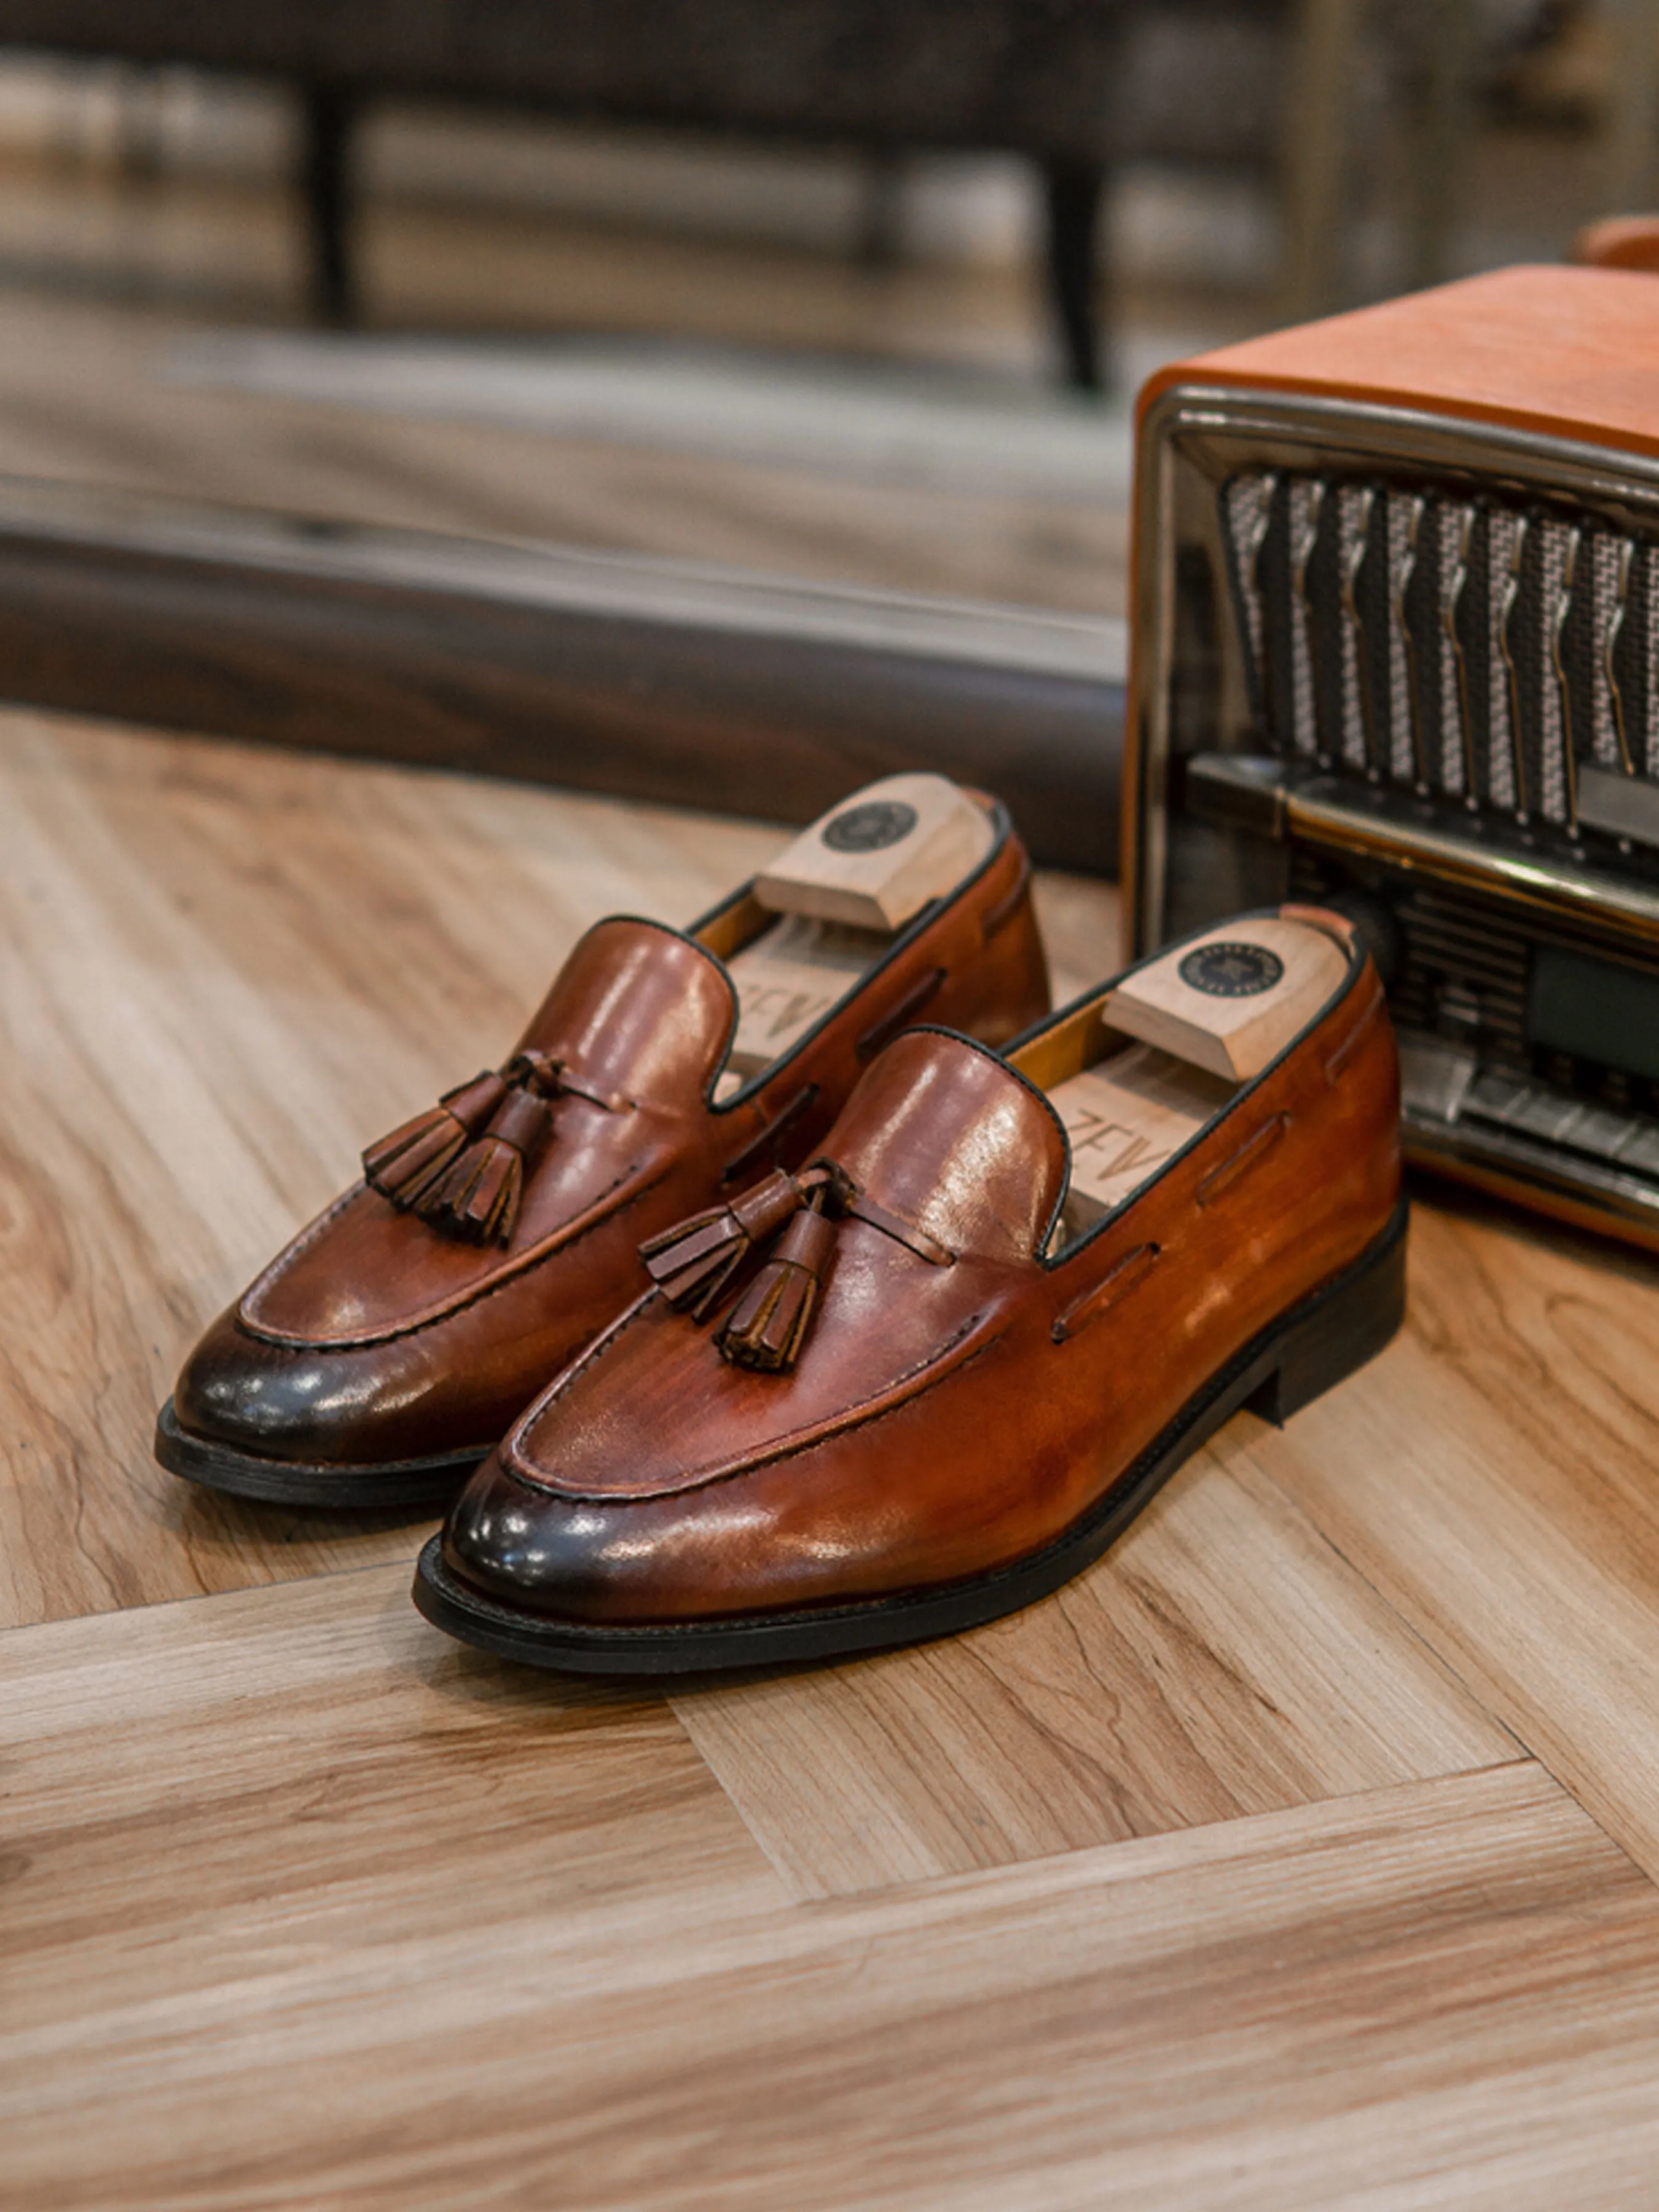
{"left": 154, "top": 1398, "right": 488, "bottom": 1513}
{"left": 411, "top": 1199, "right": 1410, "bottom": 1674}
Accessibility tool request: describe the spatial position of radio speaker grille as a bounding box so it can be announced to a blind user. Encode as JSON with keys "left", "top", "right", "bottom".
{"left": 1220, "top": 471, "right": 1659, "bottom": 838}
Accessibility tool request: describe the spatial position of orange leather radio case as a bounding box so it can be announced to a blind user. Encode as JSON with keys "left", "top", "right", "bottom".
{"left": 1124, "top": 265, "right": 1659, "bottom": 1250}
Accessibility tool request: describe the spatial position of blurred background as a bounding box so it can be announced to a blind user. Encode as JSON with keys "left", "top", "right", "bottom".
{"left": 0, "top": 0, "right": 1649, "bottom": 618}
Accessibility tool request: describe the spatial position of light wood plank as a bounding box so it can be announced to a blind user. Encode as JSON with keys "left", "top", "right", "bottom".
{"left": 1236, "top": 1193, "right": 1659, "bottom": 1890}
{"left": 1027, "top": 864, "right": 1121, "bottom": 1002}
{"left": 674, "top": 1440, "right": 1515, "bottom": 1897}
{"left": 6, "top": 1677, "right": 1657, "bottom": 2212}
{"left": 0, "top": 705, "right": 1112, "bottom": 1630}
{"left": 0, "top": 1560, "right": 788, "bottom": 2041}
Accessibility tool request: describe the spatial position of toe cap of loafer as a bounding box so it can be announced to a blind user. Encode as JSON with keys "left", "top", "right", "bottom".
{"left": 441, "top": 1459, "right": 616, "bottom": 1610}
{"left": 171, "top": 1309, "right": 435, "bottom": 1467}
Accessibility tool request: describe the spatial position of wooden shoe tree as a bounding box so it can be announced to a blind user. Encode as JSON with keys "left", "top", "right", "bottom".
{"left": 1010, "top": 916, "right": 1351, "bottom": 1244}
{"left": 696, "top": 775, "right": 995, "bottom": 1098}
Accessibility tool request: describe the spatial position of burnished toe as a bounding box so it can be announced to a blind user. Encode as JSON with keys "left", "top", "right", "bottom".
{"left": 161, "top": 1308, "right": 492, "bottom": 1507}
{"left": 171, "top": 1309, "right": 350, "bottom": 1464}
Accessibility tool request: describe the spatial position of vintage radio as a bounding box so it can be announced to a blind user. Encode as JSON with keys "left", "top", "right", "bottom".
{"left": 1124, "top": 264, "right": 1659, "bottom": 1250}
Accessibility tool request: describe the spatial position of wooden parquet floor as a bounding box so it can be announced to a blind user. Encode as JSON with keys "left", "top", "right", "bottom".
{"left": 9, "top": 705, "right": 1659, "bottom": 2207}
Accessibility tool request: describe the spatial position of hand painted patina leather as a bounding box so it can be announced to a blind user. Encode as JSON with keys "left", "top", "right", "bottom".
{"left": 420, "top": 907, "right": 1403, "bottom": 1669}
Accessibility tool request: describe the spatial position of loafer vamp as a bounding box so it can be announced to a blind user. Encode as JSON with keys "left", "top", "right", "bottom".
{"left": 168, "top": 919, "right": 739, "bottom": 1469}
{"left": 508, "top": 1228, "right": 1010, "bottom": 1499}
{"left": 238, "top": 1120, "right": 662, "bottom": 1349}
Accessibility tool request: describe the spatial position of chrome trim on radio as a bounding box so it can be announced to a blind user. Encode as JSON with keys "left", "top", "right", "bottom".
{"left": 1185, "top": 752, "right": 1659, "bottom": 937}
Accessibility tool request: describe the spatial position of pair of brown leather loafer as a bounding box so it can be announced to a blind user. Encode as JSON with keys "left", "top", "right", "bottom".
{"left": 158, "top": 781, "right": 1049, "bottom": 1510}
{"left": 159, "top": 782, "right": 1405, "bottom": 1673}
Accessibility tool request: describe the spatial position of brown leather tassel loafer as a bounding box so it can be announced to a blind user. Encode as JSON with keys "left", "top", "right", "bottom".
{"left": 156, "top": 776, "right": 1049, "bottom": 1509}
{"left": 414, "top": 904, "right": 1405, "bottom": 1671}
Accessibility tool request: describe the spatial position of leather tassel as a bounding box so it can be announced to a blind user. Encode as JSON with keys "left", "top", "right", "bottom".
{"left": 428, "top": 1138, "right": 524, "bottom": 1245}
{"left": 420, "top": 1088, "right": 552, "bottom": 1245}
{"left": 639, "top": 1167, "right": 804, "bottom": 1319}
{"left": 718, "top": 1206, "right": 837, "bottom": 1373}
{"left": 363, "top": 1070, "right": 508, "bottom": 1209}
{"left": 639, "top": 1209, "right": 748, "bottom": 1316}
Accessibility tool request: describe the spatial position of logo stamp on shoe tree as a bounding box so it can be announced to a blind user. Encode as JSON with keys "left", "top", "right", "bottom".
{"left": 755, "top": 773, "right": 994, "bottom": 932}
{"left": 821, "top": 799, "right": 919, "bottom": 854}
{"left": 1178, "top": 941, "right": 1285, "bottom": 999}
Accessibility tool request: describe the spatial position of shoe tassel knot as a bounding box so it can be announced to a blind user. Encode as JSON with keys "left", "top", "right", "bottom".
{"left": 363, "top": 1049, "right": 615, "bottom": 1247}
{"left": 639, "top": 1161, "right": 953, "bottom": 1377}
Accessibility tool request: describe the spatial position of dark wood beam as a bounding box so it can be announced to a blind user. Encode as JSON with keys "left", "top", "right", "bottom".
{"left": 0, "top": 479, "right": 1124, "bottom": 874}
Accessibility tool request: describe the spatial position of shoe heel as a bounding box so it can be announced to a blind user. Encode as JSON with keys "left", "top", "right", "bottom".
{"left": 1246, "top": 1203, "right": 1408, "bottom": 1427}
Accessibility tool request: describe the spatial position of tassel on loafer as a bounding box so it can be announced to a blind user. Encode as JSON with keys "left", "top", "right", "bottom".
{"left": 414, "top": 904, "right": 1405, "bottom": 1671}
